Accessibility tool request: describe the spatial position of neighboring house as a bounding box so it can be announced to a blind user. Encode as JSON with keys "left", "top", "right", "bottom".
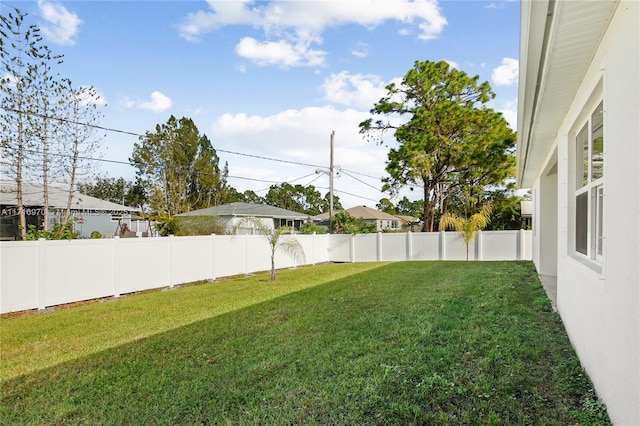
{"left": 517, "top": 1, "right": 638, "bottom": 424}
{"left": 394, "top": 214, "right": 422, "bottom": 231}
{"left": 519, "top": 200, "right": 532, "bottom": 230}
{"left": 177, "top": 202, "right": 310, "bottom": 234}
{"left": 0, "top": 181, "right": 139, "bottom": 240}
{"left": 315, "top": 205, "right": 404, "bottom": 232}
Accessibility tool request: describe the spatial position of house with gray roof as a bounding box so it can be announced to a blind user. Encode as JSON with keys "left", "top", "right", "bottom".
{"left": 177, "top": 202, "right": 310, "bottom": 234}
{"left": 0, "top": 180, "right": 138, "bottom": 240}
{"left": 314, "top": 205, "right": 406, "bottom": 232}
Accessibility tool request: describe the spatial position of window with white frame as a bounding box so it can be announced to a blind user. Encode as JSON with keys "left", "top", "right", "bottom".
{"left": 574, "top": 100, "right": 604, "bottom": 260}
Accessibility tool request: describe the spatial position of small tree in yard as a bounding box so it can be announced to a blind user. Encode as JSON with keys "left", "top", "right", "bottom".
{"left": 233, "top": 217, "right": 305, "bottom": 281}
{"left": 439, "top": 203, "right": 492, "bottom": 261}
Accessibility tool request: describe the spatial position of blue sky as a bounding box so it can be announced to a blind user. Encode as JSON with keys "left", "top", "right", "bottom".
{"left": 3, "top": 0, "right": 520, "bottom": 208}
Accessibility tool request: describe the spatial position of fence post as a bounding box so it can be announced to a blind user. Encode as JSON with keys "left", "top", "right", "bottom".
{"left": 37, "top": 238, "right": 46, "bottom": 310}
{"left": 244, "top": 234, "right": 249, "bottom": 274}
{"left": 406, "top": 231, "right": 413, "bottom": 261}
{"left": 440, "top": 231, "right": 446, "bottom": 260}
{"left": 210, "top": 234, "right": 217, "bottom": 281}
{"left": 476, "top": 230, "right": 483, "bottom": 261}
{"left": 168, "top": 235, "right": 174, "bottom": 288}
{"left": 310, "top": 233, "right": 316, "bottom": 265}
{"left": 113, "top": 236, "right": 121, "bottom": 297}
{"left": 376, "top": 232, "right": 382, "bottom": 262}
{"left": 350, "top": 234, "right": 355, "bottom": 263}
{"left": 518, "top": 229, "right": 525, "bottom": 260}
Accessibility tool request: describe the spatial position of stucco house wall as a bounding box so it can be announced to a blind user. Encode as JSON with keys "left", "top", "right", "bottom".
{"left": 517, "top": 1, "right": 639, "bottom": 424}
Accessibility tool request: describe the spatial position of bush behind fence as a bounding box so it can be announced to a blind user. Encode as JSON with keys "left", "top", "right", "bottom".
{"left": 0, "top": 230, "right": 531, "bottom": 314}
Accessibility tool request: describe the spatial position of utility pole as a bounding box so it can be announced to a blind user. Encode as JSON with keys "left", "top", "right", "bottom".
{"left": 329, "top": 130, "right": 334, "bottom": 233}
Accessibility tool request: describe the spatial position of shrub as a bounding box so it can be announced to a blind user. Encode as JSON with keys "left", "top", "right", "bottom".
{"left": 175, "top": 215, "right": 225, "bottom": 236}
{"left": 25, "top": 219, "right": 76, "bottom": 240}
{"left": 90, "top": 231, "right": 102, "bottom": 239}
{"left": 299, "top": 222, "right": 325, "bottom": 234}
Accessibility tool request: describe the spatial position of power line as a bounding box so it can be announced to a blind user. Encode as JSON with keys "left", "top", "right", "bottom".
{"left": 3, "top": 107, "right": 388, "bottom": 200}
{"left": 340, "top": 169, "right": 385, "bottom": 194}
{"left": 1, "top": 107, "right": 327, "bottom": 170}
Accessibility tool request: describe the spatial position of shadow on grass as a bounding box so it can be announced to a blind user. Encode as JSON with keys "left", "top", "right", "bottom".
{"left": 2, "top": 261, "right": 610, "bottom": 425}
{"left": 1, "top": 262, "right": 390, "bottom": 381}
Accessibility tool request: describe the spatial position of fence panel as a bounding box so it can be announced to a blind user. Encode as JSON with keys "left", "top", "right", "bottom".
{"left": 328, "top": 234, "right": 352, "bottom": 262}
{"left": 380, "top": 233, "right": 407, "bottom": 261}
{"left": 353, "top": 234, "right": 377, "bottom": 262}
{"left": 44, "top": 239, "right": 115, "bottom": 307}
{"left": 294, "top": 234, "right": 329, "bottom": 265}
{"left": 411, "top": 232, "right": 441, "bottom": 260}
{"left": 212, "top": 235, "right": 247, "bottom": 277}
{"left": 444, "top": 233, "right": 469, "bottom": 260}
{"left": 245, "top": 235, "right": 276, "bottom": 272}
{"left": 170, "top": 236, "right": 214, "bottom": 285}
{"left": 0, "top": 242, "right": 39, "bottom": 313}
{"left": 118, "top": 238, "right": 170, "bottom": 294}
{"left": 481, "top": 231, "right": 520, "bottom": 260}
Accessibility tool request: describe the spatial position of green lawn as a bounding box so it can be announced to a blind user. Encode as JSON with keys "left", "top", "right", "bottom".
{"left": 1, "top": 261, "right": 609, "bottom": 425}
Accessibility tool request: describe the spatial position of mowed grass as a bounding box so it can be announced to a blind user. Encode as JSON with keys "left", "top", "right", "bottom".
{"left": 1, "top": 261, "right": 609, "bottom": 425}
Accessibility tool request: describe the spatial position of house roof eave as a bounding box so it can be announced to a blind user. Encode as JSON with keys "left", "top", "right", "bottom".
{"left": 516, "top": 0, "right": 619, "bottom": 189}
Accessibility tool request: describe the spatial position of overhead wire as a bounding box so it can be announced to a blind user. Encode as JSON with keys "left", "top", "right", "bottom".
{"left": 2, "top": 4, "right": 394, "bottom": 205}
{"left": 1, "top": 106, "right": 388, "bottom": 201}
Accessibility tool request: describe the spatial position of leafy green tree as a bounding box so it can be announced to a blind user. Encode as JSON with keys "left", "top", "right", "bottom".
{"left": 126, "top": 178, "right": 148, "bottom": 210}
{"left": 130, "top": 116, "right": 227, "bottom": 215}
{"left": 376, "top": 198, "right": 396, "bottom": 214}
{"left": 331, "top": 211, "right": 376, "bottom": 235}
{"left": 225, "top": 188, "right": 265, "bottom": 204}
{"left": 299, "top": 222, "right": 325, "bottom": 235}
{"left": 484, "top": 187, "right": 525, "bottom": 230}
{"left": 78, "top": 177, "right": 128, "bottom": 204}
{"left": 189, "top": 135, "right": 229, "bottom": 209}
{"left": 232, "top": 217, "right": 305, "bottom": 281}
{"left": 439, "top": 203, "right": 492, "bottom": 261}
{"left": 360, "top": 60, "right": 515, "bottom": 232}
{"left": 265, "top": 183, "right": 333, "bottom": 215}
{"left": 396, "top": 196, "right": 423, "bottom": 220}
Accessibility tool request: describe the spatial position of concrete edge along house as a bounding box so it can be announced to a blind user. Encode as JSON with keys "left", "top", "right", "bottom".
{"left": 517, "top": 1, "right": 639, "bottom": 424}
{"left": 0, "top": 180, "right": 139, "bottom": 239}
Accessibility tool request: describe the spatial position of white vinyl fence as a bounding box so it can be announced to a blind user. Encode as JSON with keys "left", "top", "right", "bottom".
{"left": 0, "top": 230, "right": 531, "bottom": 314}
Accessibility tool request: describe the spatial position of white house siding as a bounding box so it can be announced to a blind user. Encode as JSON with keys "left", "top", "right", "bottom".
{"left": 527, "top": 3, "right": 639, "bottom": 423}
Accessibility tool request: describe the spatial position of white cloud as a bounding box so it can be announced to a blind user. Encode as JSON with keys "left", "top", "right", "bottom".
{"left": 349, "top": 42, "right": 369, "bottom": 58}
{"left": 235, "top": 37, "right": 326, "bottom": 67}
{"left": 444, "top": 59, "right": 459, "bottom": 69}
{"left": 492, "top": 98, "right": 518, "bottom": 130}
{"left": 139, "top": 91, "right": 172, "bottom": 113}
{"left": 178, "top": 0, "right": 447, "bottom": 67}
{"left": 491, "top": 57, "right": 519, "bottom": 87}
{"left": 211, "top": 105, "right": 393, "bottom": 206}
{"left": 321, "top": 71, "right": 389, "bottom": 109}
{"left": 123, "top": 91, "right": 173, "bottom": 113}
{"left": 38, "top": 0, "right": 82, "bottom": 46}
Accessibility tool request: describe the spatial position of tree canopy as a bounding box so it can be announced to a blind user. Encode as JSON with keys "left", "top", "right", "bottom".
{"left": 130, "top": 116, "right": 228, "bottom": 215}
{"left": 264, "top": 182, "right": 341, "bottom": 216}
{"left": 360, "top": 60, "right": 516, "bottom": 232}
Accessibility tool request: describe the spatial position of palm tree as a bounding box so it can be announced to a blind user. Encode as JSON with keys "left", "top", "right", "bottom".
{"left": 439, "top": 203, "right": 493, "bottom": 261}
{"left": 233, "top": 217, "right": 305, "bottom": 281}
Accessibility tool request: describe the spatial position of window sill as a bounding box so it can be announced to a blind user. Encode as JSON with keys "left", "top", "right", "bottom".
{"left": 570, "top": 253, "right": 603, "bottom": 276}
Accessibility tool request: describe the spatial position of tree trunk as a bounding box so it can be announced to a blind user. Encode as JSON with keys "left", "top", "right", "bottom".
{"left": 271, "top": 253, "right": 276, "bottom": 281}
